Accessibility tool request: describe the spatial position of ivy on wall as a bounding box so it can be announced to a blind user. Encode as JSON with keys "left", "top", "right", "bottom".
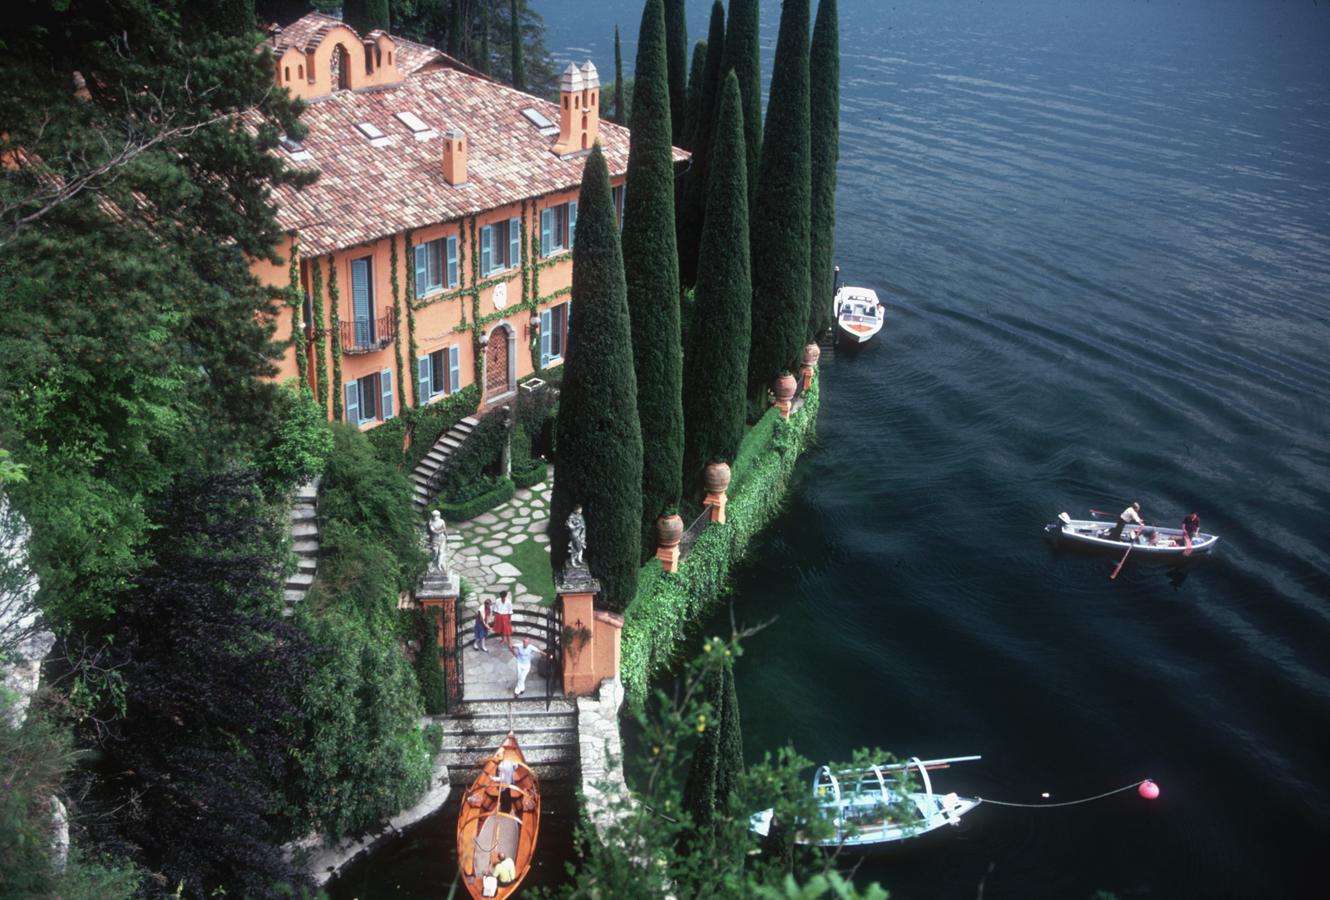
{"left": 469, "top": 217, "right": 484, "bottom": 387}
{"left": 310, "top": 255, "right": 330, "bottom": 413}
{"left": 404, "top": 230, "right": 421, "bottom": 407}
{"left": 328, "top": 258, "right": 343, "bottom": 421}
{"left": 389, "top": 234, "right": 405, "bottom": 411}
{"left": 619, "top": 375, "right": 821, "bottom": 706}
{"left": 287, "top": 242, "right": 308, "bottom": 387}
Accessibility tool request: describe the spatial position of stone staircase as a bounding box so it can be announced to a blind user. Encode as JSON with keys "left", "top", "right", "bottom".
{"left": 284, "top": 477, "right": 320, "bottom": 611}
{"left": 438, "top": 695, "right": 581, "bottom": 791}
{"left": 411, "top": 415, "right": 480, "bottom": 513}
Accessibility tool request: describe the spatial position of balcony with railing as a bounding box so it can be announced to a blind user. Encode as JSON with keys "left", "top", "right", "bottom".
{"left": 340, "top": 309, "right": 398, "bottom": 354}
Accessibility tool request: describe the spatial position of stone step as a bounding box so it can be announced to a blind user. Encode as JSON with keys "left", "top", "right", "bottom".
{"left": 289, "top": 506, "right": 317, "bottom": 523}
{"left": 283, "top": 588, "right": 306, "bottom": 605}
{"left": 440, "top": 437, "right": 462, "bottom": 451}
{"left": 425, "top": 448, "right": 450, "bottom": 464}
{"left": 460, "top": 416, "right": 479, "bottom": 427}
{"left": 447, "top": 762, "right": 579, "bottom": 787}
{"left": 455, "top": 698, "right": 577, "bottom": 718}
{"left": 294, "top": 478, "right": 320, "bottom": 501}
{"left": 285, "top": 571, "right": 315, "bottom": 588}
{"left": 292, "top": 538, "right": 319, "bottom": 556}
{"left": 296, "top": 556, "right": 318, "bottom": 574}
{"left": 291, "top": 522, "right": 318, "bottom": 539}
{"left": 447, "top": 716, "right": 577, "bottom": 738}
{"left": 445, "top": 752, "right": 580, "bottom": 780}
{"left": 442, "top": 734, "right": 578, "bottom": 756}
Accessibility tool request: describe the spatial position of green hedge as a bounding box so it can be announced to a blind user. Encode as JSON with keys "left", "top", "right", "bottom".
{"left": 368, "top": 385, "right": 482, "bottom": 470}
{"left": 730, "top": 406, "right": 780, "bottom": 492}
{"left": 513, "top": 460, "right": 548, "bottom": 490}
{"left": 621, "top": 375, "right": 820, "bottom": 705}
{"left": 436, "top": 477, "right": 516, "bottom": 523}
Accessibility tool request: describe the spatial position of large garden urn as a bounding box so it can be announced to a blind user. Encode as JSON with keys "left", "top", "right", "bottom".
{"left": 703, "top": 461, "right": 732, "bottom": 495}
{"left": 802, "top": 343, "right": 822, "bottom": 367}
{"left": 773, "top": 373, "right": 797, "bottom": 403}
{"left": 655, "top": 511, "right": 685, "bottom": 573}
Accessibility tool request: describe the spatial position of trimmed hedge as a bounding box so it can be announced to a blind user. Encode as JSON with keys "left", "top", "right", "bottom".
{"left": 730, "top": 406, "right": 780, "bottom": 491}
{"left": 621, "top": 375, "right": 819, "bottom": 705}
{"left": 513, "top": 460, "right": 549, "bottom": 490}
{"left": 436, "top": 478, "right": 516, "bottom": 523}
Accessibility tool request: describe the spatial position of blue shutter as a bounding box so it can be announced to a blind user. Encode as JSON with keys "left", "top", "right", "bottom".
{"left": 569, "top": 201, "right": 578, "bottom": 248}
{"left": 418, "top": 356, "right": 431, "bottom": 403}
{"left": 380, "top": 368, "right": 394, "bottom": 420}
{"left": 508, "top": 217, "right": 520, "bottom": 268}
{"left": 414, "top": 244, "right": 427, "bottom": 298}
{"left": 344, "top": 381, "right": 359, "bottom": 424}
{"left": 448, "top": 345, "right": 460, "bottom": 393}
{"left": 480, "top": 225, "right": 492, "bottom": 277}
{"left": 540, "top": 308, "right": 551, "bottom": 366}
{"left": 541, "top": 209, "right": 552, "bottom": 256}
{"left": 351, "top": 258, "right": 372, "bottom": 345}
{"left": 446, "top": 236, "right": 459, "bottom": 287}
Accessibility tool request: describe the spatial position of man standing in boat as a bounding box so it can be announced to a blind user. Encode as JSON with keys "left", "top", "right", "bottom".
{"left": 1108, "top": 502, "right": 1145, "bottom": 542}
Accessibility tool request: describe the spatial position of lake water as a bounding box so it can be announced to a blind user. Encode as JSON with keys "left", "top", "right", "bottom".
{"left": 336, "top": 1, "right": 1330, "bottom": 896}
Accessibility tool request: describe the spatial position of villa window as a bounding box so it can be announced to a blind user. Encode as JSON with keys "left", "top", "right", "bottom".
{"left": 415, "top": 236, "right": 458, "bottom": 297}
{"left": 345, "top": 369, "right": 395, "bottom": 425}
{"left": 480, "top": 217, "right": 520, "bottom": 277}
{"left": 419, "top": 345, "right": 461, "bottom": 401}
{"left": 540, "top": 302, "right": 568, "bottom": 367}
{"left": 540, "top": 202, "right": 578, "bottom": 256}
{"left": 350, "top": 256, "right": 375, "bottom": 346}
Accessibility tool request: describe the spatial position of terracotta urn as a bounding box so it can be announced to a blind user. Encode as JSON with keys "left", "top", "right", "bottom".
{"left": 802, "top": 343, "right": 821, "bottom": 367}
{"left": 773, "top": 373, "right": 797, "bottom": 403}
{"left": 703, "top": 461, "right": 732, "bottom": 495}
{"left": 656, "top": 512, "right": 684, "bottom": 549}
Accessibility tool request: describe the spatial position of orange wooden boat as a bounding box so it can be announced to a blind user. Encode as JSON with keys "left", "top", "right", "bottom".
{"left": 457, "top": 734, "right": 542, "bottom": 899}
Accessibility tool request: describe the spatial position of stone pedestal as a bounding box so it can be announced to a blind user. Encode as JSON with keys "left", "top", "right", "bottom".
{"left": 655, "top": 543, "right": 680, "bottom": 573}
{"left": 799, "top": 364, "right": 816, "bottom": 392}
{"left": 774, "top": 399, "right": 792, "bottom": 419}
{"left": 417, "top": 571, "right": 460, "bottom": 704}
{"left": 557, "top": 566, "right": 604, "bottom": 697}
{"left": 704, "top": 491, "right": 728, "bottom": 524}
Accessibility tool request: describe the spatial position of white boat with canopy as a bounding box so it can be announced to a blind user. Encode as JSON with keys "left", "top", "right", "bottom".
{"left": 750, "top": 755, "right": 982, "bottom": 848}
{"left": 833, "top": 285, "right": 884, "bottom": 343}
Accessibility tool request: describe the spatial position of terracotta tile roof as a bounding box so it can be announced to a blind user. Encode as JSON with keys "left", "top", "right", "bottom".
{"left": 271, "top": 66, "right": 688, "bottom": 256}
{"left": 393, "top": 35, "right": 445, "bottom": 75}
{"left": 267, "top": 11, "right": 341, "bottom": 54}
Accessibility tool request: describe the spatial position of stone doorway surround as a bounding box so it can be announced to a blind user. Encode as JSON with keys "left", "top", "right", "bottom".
{"left": 481, "top": 321, "right": 516, "bottom": 405}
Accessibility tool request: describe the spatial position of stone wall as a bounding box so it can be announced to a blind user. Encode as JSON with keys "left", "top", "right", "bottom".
{"left": 576, "top": 677, "right": 631, "bottom": 833}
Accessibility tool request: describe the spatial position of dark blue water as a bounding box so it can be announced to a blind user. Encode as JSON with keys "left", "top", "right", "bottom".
{"left": 340, "top": 1, "right": 1330, "bottom": 896}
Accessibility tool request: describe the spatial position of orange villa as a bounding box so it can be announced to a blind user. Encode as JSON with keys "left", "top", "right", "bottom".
{"left": 252, "top": 13, "right": 680, "bottom": 427}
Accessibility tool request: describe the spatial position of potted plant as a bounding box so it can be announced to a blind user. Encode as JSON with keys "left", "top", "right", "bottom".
{"left": 703, "top": 460, "right": 732, "bottom": 495}
{"left": 773, "top": 371, "right": 797, "bottom": 403}
{"left": 802, "top": 343, "right": 821, "bottom": 367}
{"left": 656, "top": 507, "right": 684, "bottom": 548}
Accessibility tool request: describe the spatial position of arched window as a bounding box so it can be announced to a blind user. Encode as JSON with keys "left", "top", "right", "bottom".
{"left": 364, "top": 45, "right": 375, "bottom": 75}
{"left": 283, "top": 66, "right": 290, "bottom": 82}
{"left": 332, "top": 43, "right": 351, "bottom": 91}
{"left": 298, "top": 64, "right": 304, "bottom": 79}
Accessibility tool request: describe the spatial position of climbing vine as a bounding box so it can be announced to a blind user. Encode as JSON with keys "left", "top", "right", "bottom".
{"left": 524, "top": 202, "right": 541, "bottom": 374}
{"left": 287, "top": 241, "right": 308, "bottom": 388}
{"left": 389, "top": 234, "right": 405, "bottom": 412}
{"left": 469, "top": 216, "right": 484, "bottom": 387}
{"left": 328, "top": 257, "right": 343, "bottom": 421}
{"left": 311, "top": 255, "right": 329, "bottom": 412}
{"left": 404, "top": 230, "right": 421, "bottom": 408}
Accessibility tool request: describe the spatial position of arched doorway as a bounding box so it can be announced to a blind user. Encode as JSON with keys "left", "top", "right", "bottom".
{"left": 332, "top": 44, "right": 351, "bottom": 91}
{"left": 484, "top": 324, "right": 514, "bottom": 402}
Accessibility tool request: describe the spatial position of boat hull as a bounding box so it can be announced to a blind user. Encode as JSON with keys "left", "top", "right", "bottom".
{"left": 1046, "top": 518, "right": 1218, "bottom": 558}
{"left": 833, "top": 285, "right": 884, "bottom": 344}
{"left": 750, "top": 795, "right": 981, "bottom": 849}
{"left": 457, "top": 736, "right": 541, "bottom": 900}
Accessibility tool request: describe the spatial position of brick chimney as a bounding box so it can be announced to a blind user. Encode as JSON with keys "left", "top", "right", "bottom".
{"left": 442, "top": 128, "right": 467, "bottom": 185}
{"left": 553, "top": 63, "right": 586, "bottom": 156}
{"left": 579, "top": 61, "right": 600, "bottom": 151}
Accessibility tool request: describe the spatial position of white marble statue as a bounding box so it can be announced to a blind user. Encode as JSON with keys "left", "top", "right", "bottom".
{"left": 567, "top": 504, "right": 587, "bottom": 569}
{"left": 427, "top": 510, "right": 450, "bottom": 575}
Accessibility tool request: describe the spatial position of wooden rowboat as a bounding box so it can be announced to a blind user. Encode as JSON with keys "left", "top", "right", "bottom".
{"left": 834, "top": 285, "right": 884, "bottom": 343}
{"left": 1045, "top": 513, "right": 1219, "bottom": 557}
{"left": 751, "top": 755, "right": 982, "bottom": 849}
{"left": 457, "top": 735, "right": 541, "bottom": 899}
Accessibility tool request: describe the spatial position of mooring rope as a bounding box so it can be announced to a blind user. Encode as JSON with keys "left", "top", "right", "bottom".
{"left": 977, "top": 779, "right": 1148, "bottom": 809}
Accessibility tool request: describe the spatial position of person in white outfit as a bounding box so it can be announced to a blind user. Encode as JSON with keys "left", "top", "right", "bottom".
{"left": 511, "top": 637, "right": 546, "bottom": 697}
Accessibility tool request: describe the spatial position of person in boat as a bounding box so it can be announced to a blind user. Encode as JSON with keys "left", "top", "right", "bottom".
{"left": 493, "top": 852, "right": 517, "bottom": 886}
{"left": 1182, "top": 512, "right": 1201, "bottom": 540}
{"left": 1108, "top": 502, "right": 1145, "bottom": 542}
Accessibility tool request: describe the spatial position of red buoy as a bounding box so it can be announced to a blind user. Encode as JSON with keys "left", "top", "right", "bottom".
{"left": 1138, "top": 780, "right": 1160, "bottom": 800}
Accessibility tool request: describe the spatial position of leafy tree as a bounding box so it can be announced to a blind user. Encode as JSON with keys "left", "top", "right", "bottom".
{"left": 677, "top": 0, "right": 726, "bottom": 288}
{"left": 683, "top": 40, "right": 708, "bottom": 150}
{"left": 623, "top": 0, "right": 684, "bottom": 557}
{"left": 255, "top": 382, "right": 334, "bottom": 495}
{"left": 412, "top": 608, "right": 447, "bottom": 714}
{"left": 343, "top": 0, "right": 390, "bottom": 34}
{"left": 664, "top": 0, "right": 689, "bottom": 145}
{"left": 722, "top": 0, "right": 763, "bottom": 211}
{"left": 189, "top": 0, "right": 257, "bottom": 38}
{"left": 748, "top": 0, "right": 812, "bottom": 399}
{"left": 550, "top": 146, "right": 643, "bottom": 612}
{"left": 511, "top": 0, "right": 526, "bottom": 90}
{"left": 809, "top": 0, "right": 841, "bottom": 339}
{"left": 613, "top": 25, "right": 626, "bottom": 123}
{"left": 682, "top": 72, "right": 751, "bottom": 499}
{"left": 75, "top": 472, "right": 314, "bottom": 897}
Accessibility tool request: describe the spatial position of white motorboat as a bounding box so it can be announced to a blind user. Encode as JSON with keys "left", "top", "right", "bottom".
{"left": 750, "top": 755, "right": 982, "bottom": 848}
{"left": 1045, "top": 513, "right": 1219, "bottom": 557}
{"left": 833, "top": 285, "right": 884, "bottom": 343}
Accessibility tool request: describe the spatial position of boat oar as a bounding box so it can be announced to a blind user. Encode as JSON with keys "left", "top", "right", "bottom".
{"left": 1089, "top": 508, "right": 1112, "bottom": 517}
{"left": 1183, "top": 529, "right": 1193, "bottom": 558}
{"left": 1110, "top": 543, "right": 1132, "bottom": 580}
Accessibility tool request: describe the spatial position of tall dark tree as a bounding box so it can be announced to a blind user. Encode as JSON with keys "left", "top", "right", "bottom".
{"left": 664, "top": 0, "right": 689, "bottom": 145}
{"left": 681, "top": 654, "right": 744, "bottom": 860}
{"left": 682, "top": 72, "right": 751, "bottom": 498}
{"left": 808, "top": 0, "right": 841, "bottom": 338}
{"left": 683, "top": 39, "right": 708, "bottom": 150}
{"left": 510, "top": 0, "right": 526, "bottom": 90}
{"left": 447, "top": 0, "right": 464, "bottom": 58}
{"left": 189, "top": 0, "right": 255, "bottom": 38}
{"left": 550, "top": 146, "right": 643, "bottom": 612}
{"left": 677, "top": 0, "right": 726, "bottom": 288}
{"left": 342, "top": 0, "right": 390, "bottom": 34}
{"left": 79, "top": 472, "right": 313, "bottom": 896}
{"left": 477, "top": 0, "right": 492, "bottom": 74}
{"left": 722, "top": 0, "right": 762, "bottom": 211}
{"left": 747, "top": 0, "right": 812, "bottom": 398}
{"left": 613, "top": 25, "right": 626, "bottom": 123}
{"left": 622, "top": 0, "right": 684, "bottom": 557}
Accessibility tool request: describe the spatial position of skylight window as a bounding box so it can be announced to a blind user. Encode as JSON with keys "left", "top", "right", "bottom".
{"left": 279, "top": 135, "right": 312, "bottom": 161}
{"left": 522, "top": 107, "right": 560, "bottom": 137}
{"left": 395, "top": 111, "right": 437, "bottom": 141}
{"left": 354, "top": 121, "right": 392, "bottom": 148}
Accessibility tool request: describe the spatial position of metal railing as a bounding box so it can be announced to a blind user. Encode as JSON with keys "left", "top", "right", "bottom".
{"left": 340, "top": 309, "right": 397, "bottom": 353}
{"left": 453, "top": 603, "right": 564, "bottom": 709}
{"left": 678, "top": 505, "right": 714, "bottom": 563}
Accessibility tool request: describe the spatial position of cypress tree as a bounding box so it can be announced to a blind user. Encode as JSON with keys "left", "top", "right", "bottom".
{"left": 722, "top": 0, "right": 762, "bottom": 211}
{"left": 342, "top": 0, "right": 390, "bottom": 35}
{"left": 716, "top": 658, "right": 744, "bottom": 808}
{"left": 808, "top": 0, "right": 840, "bottom": 338}
{"left": 478, "top": 0, "right": 492, "bottom": 74}
{"left": 613, "top": 26, "right": 625, "bottom": 124}
{"left": 682, "top": 40, "right": 707, "bottom": 150}
{"left": 677, "top": 0, "right": 726, "bottom": 288}
{"left": 447, "top": 0, "right": 464, "bottom": 59}
{"left": 622, "top": 0, "right": 684, "bottom": 558}
{"left": 682, "top": 661, "right": 724, "bottom": 845}
{"left": 747, "top": 0, "right": 812, "bottom": 398}
{"left": 664, "top": 0, "right": 689, "bottom": 145}
{"left": 510, "top": 0, "right": 526, "bottom": 91}
{"left": 550, "top": 146, "right": 643, "bottom": 613}
{"left": 682, "top": 72, "right": 750, "bottom": 499}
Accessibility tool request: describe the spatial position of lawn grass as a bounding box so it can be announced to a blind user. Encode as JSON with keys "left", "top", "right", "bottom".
{"left": 508, "top": 536, "right": 557, "bottom": 607}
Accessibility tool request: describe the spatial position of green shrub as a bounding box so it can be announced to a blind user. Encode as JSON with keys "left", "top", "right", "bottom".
{"left": 255, "top": 382, "right": 334, "bottom": 495}
{"left": 621, "top": 376, "right": 819, "bottom": 704}
{"left": 437, "top": 478, "right": 516, "bottom": 523}
{"left": 422, "top": 722, "right": 444, "bottom": 756}
{"left": 731, "top": 407, "right": 780, "bottom": 491}
{"left": 411, "top": 608, "right": 447, "bottom": 715}
{"left": 513, "top": 460, "right": 548, "bottom": 490}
